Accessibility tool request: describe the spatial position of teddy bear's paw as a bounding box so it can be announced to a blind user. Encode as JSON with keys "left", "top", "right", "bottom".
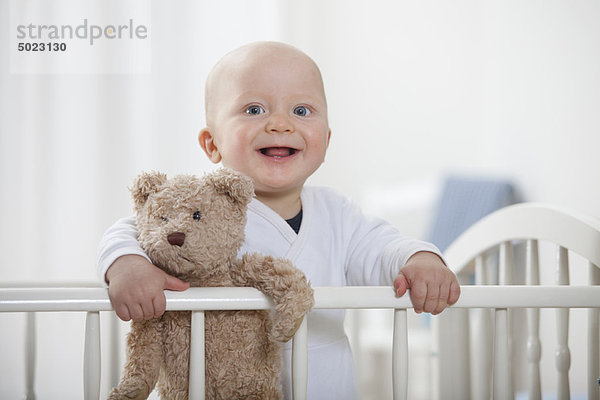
{"left": 107, "top": 382, "right": 150, "bottom": 400}
{"left": 269, "top": 288, "right": 314, "bottom": 343}
{"left": 270, "top": 315, "right": 305, "bottom": 343}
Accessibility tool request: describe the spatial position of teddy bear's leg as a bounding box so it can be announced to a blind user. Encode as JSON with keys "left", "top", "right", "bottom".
{"left": 108, "top": 319, "right": 163, "bottom": 400}
{"left": 203, "top": 310, "right": 286, "bottom": 400}
{"left": 236, "top": 254, "right": 314, "bottom": 342}
{"left": 262, "top": 386, "right": 284, "bottom": 400}
{"left": 155, "top": 311, "right": 191, "bottom": 400}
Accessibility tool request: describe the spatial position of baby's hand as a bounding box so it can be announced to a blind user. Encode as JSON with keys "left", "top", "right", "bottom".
{"left": 106, "top": 255, "right": 189, "bottom": 322}
{"left": 393, "top": 251, "right": 460, "bottom": 315}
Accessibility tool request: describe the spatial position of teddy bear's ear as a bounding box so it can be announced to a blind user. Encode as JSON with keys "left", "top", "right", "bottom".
{"left": 206, "top": 168, "right": 254, "bottom": 206}
{"left": 130, "top": 171, "right": 168, "bottom": 210}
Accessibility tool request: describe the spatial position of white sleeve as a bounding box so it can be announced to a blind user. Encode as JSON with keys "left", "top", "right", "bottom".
{"left": 96, "top": 215, "right": 150, "bottom": 283}
{"left": 342, "top": 197, "right": 444, "bottom": 286}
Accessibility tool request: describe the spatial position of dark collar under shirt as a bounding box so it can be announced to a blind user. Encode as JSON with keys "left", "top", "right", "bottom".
{"left": 285, "top": 209, "right": 303, "bottom": 234}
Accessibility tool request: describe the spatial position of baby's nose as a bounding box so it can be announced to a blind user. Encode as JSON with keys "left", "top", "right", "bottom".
{"left": 266, "top": 113, "right": 294, "bottom": 133}
{"left": 167, "top": 232, "right": 186, "bottom": 247}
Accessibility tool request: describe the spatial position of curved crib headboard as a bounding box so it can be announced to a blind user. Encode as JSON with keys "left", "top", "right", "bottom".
{"left": 444, "top": 202, "right": 600, "bottom": 275}
{"left": 436, "top": 202, "right": 600, "bottom": 400}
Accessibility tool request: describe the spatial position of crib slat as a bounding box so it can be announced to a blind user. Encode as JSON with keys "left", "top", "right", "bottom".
{"left": 473, "top": 255, "right": 492, "bottom": 400}
{"left": 556, "top": 246, "right": 571, "bottom": 400}
{"left": 292, "top": 316, "right": 308, "bottom": 400}
{"left": 499, "top": 241, "right": 514, "bottom": 286}
{"left": 493, "top": 308, "right": 512, "bottom": 400}
{"left": 392, "top": 309, "right": 408, "bottom": 400}
{"left": 526, "top": 239, "right": 542, "bottom": 400}
{"left": 83, "top": 311, "right": 100, "bottom": 400}
{"left": 189, "top": 311, "right": 205, "bottom": 400}
{"left": 475, "top": 254, "right": 487, "bottom": 285}
{"left": 25, "top": 312, "right": 36, "bottom": 400}
{"left": 108, "top": 313, "right": 121, "bottom": 390}
{"left": 434, "top": 308, "right": 470, "bottom": 400}
{"left": 588, "top": 262, "right": 600, "bottom": 400}
{"left": 497, "top": 242, "right": 514, "bottom": 399}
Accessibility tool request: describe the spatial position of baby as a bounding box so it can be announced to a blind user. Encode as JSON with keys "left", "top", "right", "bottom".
{"left": 97, "top": 41, "right": 460, "bottom": 399}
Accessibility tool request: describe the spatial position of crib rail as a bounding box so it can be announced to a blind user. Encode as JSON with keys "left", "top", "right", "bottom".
{"left": 2, "top": 285, "right": 600, "bottom": 312}
{"left": 2, "top": 285, "right": 600, "bottom": 400}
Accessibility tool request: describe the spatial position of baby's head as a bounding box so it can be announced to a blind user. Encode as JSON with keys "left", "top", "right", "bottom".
{"left": 198, "top": 42, "right": 331, "bottom": 203}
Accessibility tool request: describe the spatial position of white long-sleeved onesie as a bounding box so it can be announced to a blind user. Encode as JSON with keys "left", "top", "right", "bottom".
{"left": 97, "top": 186, "right": 442, "bottom": 399}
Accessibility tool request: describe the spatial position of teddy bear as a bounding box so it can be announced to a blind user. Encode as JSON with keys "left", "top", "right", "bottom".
{"left": 108, "top": 168, "right": 314, "bottom": 400}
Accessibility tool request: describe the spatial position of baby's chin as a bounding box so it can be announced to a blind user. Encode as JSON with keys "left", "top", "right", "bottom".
{"left": 253, "top": 179, "right": 306, "bottom": 198}
{"left": 254, "top": 182, "right": 302, "bottom": 195}
{"left": 218, "top": 162, "right": 313, "bottom": 198}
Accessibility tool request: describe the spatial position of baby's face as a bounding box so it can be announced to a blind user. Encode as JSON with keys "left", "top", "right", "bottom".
{"left": 201, "top": 44, "right": 330, "bottom": 199}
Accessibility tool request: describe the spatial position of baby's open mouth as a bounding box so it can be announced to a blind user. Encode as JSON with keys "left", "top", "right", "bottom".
{"left": 259, "top": 147, "right": 298, "bottom": 158}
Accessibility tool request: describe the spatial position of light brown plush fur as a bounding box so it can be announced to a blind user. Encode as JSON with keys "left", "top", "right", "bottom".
{"left": 108, "top": 168, "right": 314, "bottom": 400}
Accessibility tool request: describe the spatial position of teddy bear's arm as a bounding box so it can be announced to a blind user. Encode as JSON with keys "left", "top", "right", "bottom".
{"left": 235, "top": 254, "right": 315, "bottom": 342}
{"left": 108, "top": 320, "right": 163, "bottom": 400}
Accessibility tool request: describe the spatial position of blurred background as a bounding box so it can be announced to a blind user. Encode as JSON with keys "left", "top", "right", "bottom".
{"left": 1, "top": 0, "right": 599, "bottom": 398}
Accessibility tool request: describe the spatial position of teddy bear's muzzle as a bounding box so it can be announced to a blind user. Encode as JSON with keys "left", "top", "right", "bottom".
{"left": 167, "top": 232, "right": 186, "bottom": 247}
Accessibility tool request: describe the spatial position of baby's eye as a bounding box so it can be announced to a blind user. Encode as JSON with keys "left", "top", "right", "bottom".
{"left": 245, "top": 105, "right": 265, "bottom": 115}
{"left": 161, "top": 216, "right": 168, "bottom": 222}
{"left": 293, "top": 106, "right": 311, "bottom": 117}
{"left": 193, "top": 211, "right": 201, "bottom": 221}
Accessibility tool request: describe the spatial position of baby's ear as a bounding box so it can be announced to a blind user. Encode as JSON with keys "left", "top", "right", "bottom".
{"left": 130, "top": 171, "right": 168, "bottom": 211}
{"left": 206, "top": 168, "right": 254, "bottom": 207}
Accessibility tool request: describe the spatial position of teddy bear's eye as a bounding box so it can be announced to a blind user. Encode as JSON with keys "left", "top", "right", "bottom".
{"left": 193, "top": 211, "right": 201, "bottom": 221}
{"left": 161, "top": 216, "right": 168, "bottom": 222}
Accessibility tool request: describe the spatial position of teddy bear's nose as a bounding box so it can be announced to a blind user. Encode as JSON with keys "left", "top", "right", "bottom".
{"left": 167, "top": 232, "right": 186, "bottom": 247}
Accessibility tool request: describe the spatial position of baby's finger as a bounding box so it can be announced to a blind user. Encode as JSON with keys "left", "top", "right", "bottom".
{"left": 422, "top": 283, "right": 440, "bottom": 314}
{"left": 409, "top": 281, "right": 427, "bottom": 314}
{"left": 140, "top": 299, "right": 156, "bottom": 321}
{"left": 448, "top": 280, "right": 461, "bottom": 305}
{"left": 394, "top": 272, "right": 409, "bottom": 297}
{"left": 433, "top": 282, "right": 451, "bottom": 315}
{"left": 164, "top": 274, "right": 190, "bottom": 292}
{"left": 152, "top": 294, "right": 167, "bottom": 318}
{"left": 128, "top": 304, "right": 146, "bottom": 323}
{"left": 114, "top": 304, "right": 131, "bottom": 322}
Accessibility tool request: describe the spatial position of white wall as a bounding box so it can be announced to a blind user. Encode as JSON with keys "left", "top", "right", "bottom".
{"left": 1, "top": 1, "right": 598, "bottom": 398}
{"left": 286, "top": 1, "right": 600, "bottom": 220}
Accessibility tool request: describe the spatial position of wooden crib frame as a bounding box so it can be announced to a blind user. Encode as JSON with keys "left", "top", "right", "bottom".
{"left": 1, "top": 203, "right": 599, "bottom": 400}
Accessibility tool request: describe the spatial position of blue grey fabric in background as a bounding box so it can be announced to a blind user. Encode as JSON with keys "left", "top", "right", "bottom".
{"left": 428, "top": 176, "right": 519, "bottom": 252}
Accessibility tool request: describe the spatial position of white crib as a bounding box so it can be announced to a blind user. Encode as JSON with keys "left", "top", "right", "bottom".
{"left": 1, "top": 203, "right": 599, "bottom": 400}
{"left": 435, "top": 203, "right": 600, "bottom": 400}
